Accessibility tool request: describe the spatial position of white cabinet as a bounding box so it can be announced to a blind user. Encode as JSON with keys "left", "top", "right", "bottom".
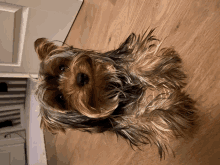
{"left": 0, "top": 131, "right": 26, "bottom": 165}
{"left": 0, "top": 144, "right": 25, "bottom": 165}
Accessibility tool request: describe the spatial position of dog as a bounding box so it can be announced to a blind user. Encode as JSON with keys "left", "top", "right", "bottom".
{"left": 34, "top": 29, "right": 197, "bottom": 159}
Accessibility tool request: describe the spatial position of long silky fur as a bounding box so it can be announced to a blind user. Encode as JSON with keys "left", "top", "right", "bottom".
{"left": 35, "top": 29, "right": 197, "bottom": 159}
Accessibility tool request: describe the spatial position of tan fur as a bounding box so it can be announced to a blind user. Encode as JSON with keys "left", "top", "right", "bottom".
{"left": 34, "top": 30, "right": 198, "bottom": 159}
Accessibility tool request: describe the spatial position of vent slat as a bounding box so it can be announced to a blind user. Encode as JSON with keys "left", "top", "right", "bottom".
{"left": 0, "top": 114, "right": 20, "bottom": 122}
{"left": 0, "top": 80, "right": 27, "bottom": 85}
{"left": 0, "top": 78, "right": 27, "bottom": 81}
{"left": 0, "top": 100, "right": 24, "bottom": 106}
{"left": 0, "top": 94, "right": 26, "bottom": 99}
{"left": 0, "top": 110, "right": 20, "bottom": 117}
{"left": 6, "top": 81, "right": 27, "bottom": 85}
{"left": 0, "top": 91, "right": 26, "bottom": 95}
{"left": 0, "top": 112, "right": 20, "bottom": 118}
{"left": 0, "top": 105, "right": 24, "bottom": 112}
{"left": 7, "top": 84, "right": 27, "bottom": 88}
{"left": 12, "top": 119, "right": 21, "bottom": 124}
{"left": 8, "top": 87, "right": 26, "bottom": 92}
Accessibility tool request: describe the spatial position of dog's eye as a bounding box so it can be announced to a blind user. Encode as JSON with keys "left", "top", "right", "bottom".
{"left": 59, "top": 65, "right": 68, "bottom": 72}
{"left": 54, "top": 93, "right": 66, "bottom": 109}
{"left": 55, "top": 94, "right": 65, "bottom": 103}
{"left": 59, "top": 94, "right": 64, "bottom": 100}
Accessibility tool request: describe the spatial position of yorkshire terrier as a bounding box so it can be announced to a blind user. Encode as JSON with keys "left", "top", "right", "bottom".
{"left": 34, "top": 29, "right": 197, "bottom": 159}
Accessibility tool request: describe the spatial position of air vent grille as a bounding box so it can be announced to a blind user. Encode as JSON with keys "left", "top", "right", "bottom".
{"left": 0, "top": 77, "right": 27, "bottom": 133}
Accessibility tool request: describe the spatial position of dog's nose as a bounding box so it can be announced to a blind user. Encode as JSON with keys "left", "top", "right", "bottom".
{"left": 77, "top": 73, "right": 89, "bottom": 86}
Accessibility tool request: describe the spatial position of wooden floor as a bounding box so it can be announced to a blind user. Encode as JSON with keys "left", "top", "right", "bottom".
{"left": 44, "top": 0, "right": 220, "bottom": 164}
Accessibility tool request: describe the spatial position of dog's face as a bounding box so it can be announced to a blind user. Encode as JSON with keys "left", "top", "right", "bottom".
{"left": 34, "top": 36, "right": 137, "bottom": 119}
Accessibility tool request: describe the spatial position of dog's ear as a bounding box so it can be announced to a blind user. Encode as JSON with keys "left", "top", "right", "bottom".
{"left": 40, "top": 113, "right": 65, "bottom": 134}
{"left": 34, "top": 38, "right": 58, "bottom": 61}
{"left": 117, "top": 33, "right": 136, "bottom": 53}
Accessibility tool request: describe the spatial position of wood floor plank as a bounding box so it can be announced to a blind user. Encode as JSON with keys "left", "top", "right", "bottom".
{"left": 43, "top": 0, "right": 220, "bottom": 164}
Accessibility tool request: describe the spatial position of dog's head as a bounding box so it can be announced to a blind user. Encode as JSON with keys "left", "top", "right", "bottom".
{"left": 34, "top": 34, "right": 145, "bottom": 130}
